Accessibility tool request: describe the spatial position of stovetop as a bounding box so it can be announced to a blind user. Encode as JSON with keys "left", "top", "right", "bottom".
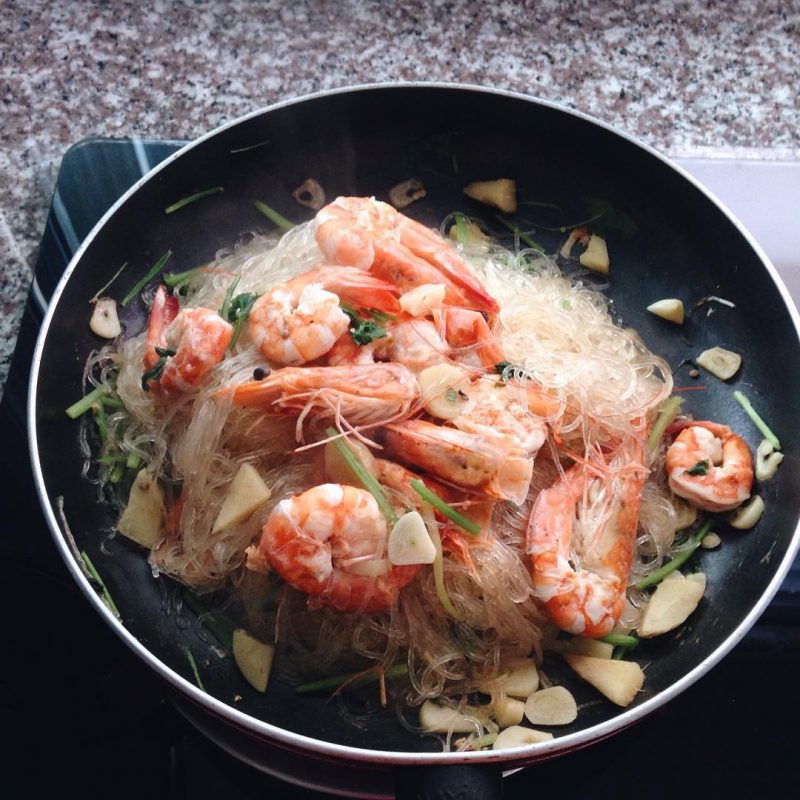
{"left": 2, "top": 139, "right": 799, "bottom": 798}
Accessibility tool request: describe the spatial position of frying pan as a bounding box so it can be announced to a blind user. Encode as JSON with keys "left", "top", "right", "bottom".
{"left": 28, "top": 84, "right": 800, "bottom": 798}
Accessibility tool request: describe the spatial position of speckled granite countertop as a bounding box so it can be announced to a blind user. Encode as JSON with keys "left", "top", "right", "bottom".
{"left": 2, "top": 0, "right": 799, "bottom": 393}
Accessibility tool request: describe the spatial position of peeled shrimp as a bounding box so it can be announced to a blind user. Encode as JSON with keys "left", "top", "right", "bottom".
{"left": 382, "top": 419, "right": 533, "bottom": 505}
{"left": 454, "top": 375, "right": 559, "bottom": 458}
{"left": 440, "top": 307, "right": 503, "bottom": 369}
{"left": 526, "top": 439, "right": 647, "bottom": 638}
{"left": 249, "top": 266, "right": 399, "bottom": 366}
{"left": 228, "top": 363, "right": 420, "bottom": 429}
{"left": 666, "top": 421, "right": 752, "bottom": 511}
{"left": 257, "top": 483, "right": 420, "bottom": 612}
{"left": 144, "top": 285, "right": 232, "bottom": 395}
{"left": 315, "top": 196, "right": 499, "bottom": 314}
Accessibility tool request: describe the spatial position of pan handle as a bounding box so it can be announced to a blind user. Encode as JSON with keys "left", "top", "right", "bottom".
{"left": 395, "top": 764, "right": 504, "bottom": 799}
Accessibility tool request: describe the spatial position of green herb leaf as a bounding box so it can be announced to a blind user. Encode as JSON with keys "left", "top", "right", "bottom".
{"left": 121, "top": 250, "right": 172, "bottom": 307}
{"left": 141, "top": 347, "right": 176, "bottom": 391}
{"left": 223, "top": 291, "right": 259, "bottom": 349}
{"left": 687, "top": 459, "right": 709, "bottom": 476}
{"left": 219, "top": 276, "right": 241, "bottom": 320}
{"left": 585, "top": 198, "right": 639, "bottom": 239}
{"left": 165, "top": 187, "right": 224, "bottom": 214}
{"left": 341, "top": 305, "right": 388, "bottom": 346}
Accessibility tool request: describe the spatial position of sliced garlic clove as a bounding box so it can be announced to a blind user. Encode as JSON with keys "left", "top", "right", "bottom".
{"left": 212, "top": 463, "right": 271, "bottom": 533}
{"left": 499, "top": 658, "right": 540, "bottom": 697}
{"left": 463, "top": 178, "right": 517, "bottom": 213}
{"left": 493, "top": 696, "right": 525, "bottom": 728}
{"left": 647, "top": 298, "right": 685, "bottom": 324}
{"left": 493, "top": 725, "right": 553, "bottom": 749}
{"left": 90, "top": 297, "right": 122, "bottom": 338}
{"left": 695, "top": 346, "right": 742, "bottom": 380}
{"left": 523, "top": 686, "right": 577, "bottom": 725}
{"left": 292, "top": 178, "right": 326, "bottom": 210}
{"left": 232, "top": 629, "right": 275, "bottom": 692}
{"left": 419, "top": 700, "right": 485, "bottom": 733}
{"left": 579, "top": 235, "right": 610, "bottom": 274}
{"left": 389, "top": 178, "right": 426, "bottom": 209}
{"left": 728, "top": 495, "right": 764, "bottom": 529}
{"left": 417, "top": 363, "right": 471, "bottom": 421}
{"left": 563, "top": 654, "right": 644, "bottom": 707}
{"left": 388, "top": 511, "right": 436, "bottom": 565}
{"left": 756, "top": 438, "right": 784, "bottom": 481}
{"left": 638, "top": 572, "right": 705, "bottom": 637}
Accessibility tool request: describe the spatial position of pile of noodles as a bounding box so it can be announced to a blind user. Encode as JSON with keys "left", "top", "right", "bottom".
{"left": 83, "top": 216, "right": 691, "bottom": 736}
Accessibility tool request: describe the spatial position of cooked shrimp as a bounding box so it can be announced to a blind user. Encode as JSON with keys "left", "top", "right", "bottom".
{"left": 387, "top": 317, "right": 448, "bottom": 373}
{"left": 440, "top": 307, "right": 503, "bottom": 369}
{"left": 454, "top": 375, "right": 559, "bottom": 458}
{"left": 526, "top": 439, "right": 647, "bottom": 637}
{"left": 666, "top": 421, "right": 752, "bottom": 511}
{"left": 376, "top": 458, "right": 494, "bottom": 537}
{"left": 249, "top": 266, "right": 399, "bottom": 366}
{"left": 228, "top": 363, "right": 420, "bottom": 430}
{"left": 382, "top": 419, "right": 533, "bottom": 505}
{"left": 256, "top": 483, "right": 420, "bottom": 612}
{"left": 143, "top": 285, "right": 232, "bottom": 395}
{"left": 315, "top": 196, "right": 499, "bottom": 314}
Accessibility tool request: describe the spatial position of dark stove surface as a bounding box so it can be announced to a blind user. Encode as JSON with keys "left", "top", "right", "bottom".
{"left": 2, "top": 139, "right": 798, "bottom": 798}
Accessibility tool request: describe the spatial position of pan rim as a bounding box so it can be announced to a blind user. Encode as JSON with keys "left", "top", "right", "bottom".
{"left": 27, "top": 81, "right": 800, "bottom": 767}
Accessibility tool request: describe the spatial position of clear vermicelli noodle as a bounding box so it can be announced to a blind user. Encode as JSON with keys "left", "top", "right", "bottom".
{"left": 78, "top": 196, "right": 755, "bottom": 747}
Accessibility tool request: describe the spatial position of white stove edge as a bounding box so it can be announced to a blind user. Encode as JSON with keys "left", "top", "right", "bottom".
{"left": 672, "top": 157, "right": 800, "bottom": 301}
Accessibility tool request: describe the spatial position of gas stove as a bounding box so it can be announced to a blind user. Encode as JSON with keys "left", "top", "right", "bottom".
{"left": 2, "top": 139, "right": 798, "bottom": 798}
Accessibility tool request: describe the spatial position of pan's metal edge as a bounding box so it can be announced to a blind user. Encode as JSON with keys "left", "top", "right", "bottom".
{"left": 27, "top": 81, "right": 800, "bottom": 769}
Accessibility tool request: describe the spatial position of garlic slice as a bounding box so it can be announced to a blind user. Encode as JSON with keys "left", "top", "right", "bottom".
{"left": 90, "top": 297, "right": 122, "bottom": 338}
{"left": 729, "top": 495, "right": 764, "bottom": 529}
{"left": 388, "top": 511, "right": 436, "bottom": 565}
{"left": 756, "top": 439, "right": 784, "bottom": 481}
{"left": 647, "top": 298, "right": 685, "bottom": 324}
{"left": 695, "top": 346, "right": 741, "bottom": 380}
{"left": 493, "top": 725, "right": 554, "bottom": 749}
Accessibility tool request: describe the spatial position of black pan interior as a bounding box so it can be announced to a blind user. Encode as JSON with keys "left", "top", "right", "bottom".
{"left": 34, "top": 86, "right": 800, "bottom": 752}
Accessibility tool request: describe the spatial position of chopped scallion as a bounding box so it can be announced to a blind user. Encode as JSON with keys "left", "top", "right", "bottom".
{"left": 646, "top": 396, "right": 684, "bottom": 453}
{"left": 254, "top": 201, "right": 295, "bottom": 232}
{"left": 325, "top": 428, "right": 397, "bottom": 525}
{"left": 422, "top": 504, "right": 463, "bottom": 621}
{"left": 182, "top": 645, "right": 206, "bottom": 691}
{"left": 80, "top": 551, "right": 120, "bottom": 617}
{"left": 733, "top": 390, "right": 780, "bottom": 450}
{"left": 410, "top": 480, "right": 480, "bottom": 536}
{"left": 121, "top": 250, "right": 172, "bottom": 307}
{"left": 600, "top": 633, "right": 639, "bottom": 647}
{"left": 66, "top": 386, "right": 107, "bottom": 419}
{"left": 295, "top": 663, "right": 408, "bottom": 695}
{"left": 163, "top": 266, "right": 205, "bottom": 290}
{"left": 634, "top": 521, "right": 711, "bottom": 590}
{"left": 164, "top": 187, "right": 224, "bottom": 214}
{"left": 495, "top": 216, "right": 545, "bottom": 251}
